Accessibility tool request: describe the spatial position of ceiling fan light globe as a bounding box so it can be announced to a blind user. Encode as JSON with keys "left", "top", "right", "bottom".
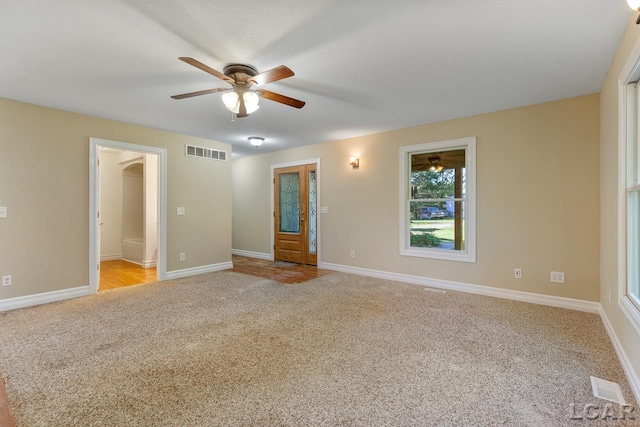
{"left": 222, "top": 91, "right": 239, "bottom": 112}
{"left": 243, "top": 91, "right": 259, "bottom": 105}
{"left": 628, "top": 0, "right": 640, "bottom": 10}
{"left": 245, "top": 104, "right": 260, "bottom": 114}
{"left": 243, "top": 92, "right": 260, "bottom": 114}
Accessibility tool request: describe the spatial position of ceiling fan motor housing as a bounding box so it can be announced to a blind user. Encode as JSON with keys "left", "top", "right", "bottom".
{"left": 223, "top": 64, "right": 258, "bottom": 83}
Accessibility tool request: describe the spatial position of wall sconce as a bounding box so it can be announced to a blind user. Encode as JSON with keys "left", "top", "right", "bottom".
{"left": 349, "top": 156, "right": 359, "bottom": 168}
{"left": 628, "top": 0, "right": 640, "bottom": 24}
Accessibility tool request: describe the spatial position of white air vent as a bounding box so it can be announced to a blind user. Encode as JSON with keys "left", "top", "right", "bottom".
{"left": 185, "top": 144, "right": 227, "bottom": 161}
{"left": 424, "top": 287, "right": 446, "bottom": 294}
{"left": 590, "top": 376, "right": 626, "bottom": 404}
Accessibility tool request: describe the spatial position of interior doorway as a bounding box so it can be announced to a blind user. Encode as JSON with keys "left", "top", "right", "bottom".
{"left": 273, "top": 162, "right": 318, "bottom": 265}
{"left": 89, "top": 138, "right": 167, "bottom": 294}
{"left": 98, "top": 148, "right": 158, "bottom": 290}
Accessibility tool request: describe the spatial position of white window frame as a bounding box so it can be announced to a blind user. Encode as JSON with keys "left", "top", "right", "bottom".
{"left": 399, "top": 136, "right": 476, "bottom": 263}
{"left": 617, "top": 39, "right": 640, "bottom": 335}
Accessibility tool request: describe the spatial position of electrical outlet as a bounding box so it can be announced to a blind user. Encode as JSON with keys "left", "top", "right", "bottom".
{"left": 350, "top": 249, "right": 355, "bottom": 258}
{"left": 2, "top": 275, "right": 12, "bottom": 286}
{"left": 550, "top": 271, "right": 565, "bottom": 284}
{"left": 179, "top": 253, "right": 186, "bottom": 261}
{"left": 177, "top": 207, "right": 185, "bottom": 215}
{"left": 514, "top": 268, "right": 522, "bottom": 279}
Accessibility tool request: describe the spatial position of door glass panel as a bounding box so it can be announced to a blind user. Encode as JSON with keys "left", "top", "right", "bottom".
{"left": 308, "top": 170, "right": 317, "bottom": 255}
{"left": 279, "top": 172, "right": 300, "bottom": 233}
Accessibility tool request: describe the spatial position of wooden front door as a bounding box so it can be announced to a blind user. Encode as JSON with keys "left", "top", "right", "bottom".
{"left": 274, "top": 164, "right": 317, "bottom": 265}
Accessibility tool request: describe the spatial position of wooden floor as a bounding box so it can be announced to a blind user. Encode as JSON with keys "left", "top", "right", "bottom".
{"left": 99, "top": 260, "right": 156, "bottom": 291}
{"left": 0, "top": 373, "right": 16, "bottom": 427}
{"left": 232, "top": 255, "right": 333, "bottom": 284}
{"left": 99, "top": 256, "right": 329, "bottom": 290}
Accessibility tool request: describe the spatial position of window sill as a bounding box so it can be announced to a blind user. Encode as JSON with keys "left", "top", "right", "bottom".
{"left": 400, "top": 247, "right": 476, "bottom": 263}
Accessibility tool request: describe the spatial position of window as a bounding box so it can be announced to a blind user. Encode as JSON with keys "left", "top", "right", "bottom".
{"left": 620, "top": 45, "right": 640, "bottom": 333}
{"left": 617, "top": 47, "right": 640, "bottom": 333}
{"left": 626, "top": 83, "right": 640, "bottom": 313}
{"left": 399, "top": 137, "right": 476, "bottom": 262}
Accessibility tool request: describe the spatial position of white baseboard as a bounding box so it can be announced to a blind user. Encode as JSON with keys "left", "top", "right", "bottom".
{"left": 599, "top": 307, "right": 640, "bottom": 405}
{"left": 100, "top": 255, "right": 156, "bottom": 268}
{"left": 0, "top": 286, "right": 90, "bottom": 312}
{"left": 165, "top": 261, "right": 233, "bottom": 280}
{"left": 119, "top": 259, "right": 156, "bottom": 269}
{"left": 319, "top": 262, "right": 601, "bottom": 313}
{"left": 232, "top": 249, "right": 273, "bottom": 260}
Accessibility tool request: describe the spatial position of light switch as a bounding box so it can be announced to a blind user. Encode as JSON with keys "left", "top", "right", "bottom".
{"left": 177, "top": 207, "right": 185, "bottom": 215}
{"left": 320, "top": 206, "right": 329, "bottom": 214}
{"left": 0, "top": 207, "right": 6, "bottom": 218}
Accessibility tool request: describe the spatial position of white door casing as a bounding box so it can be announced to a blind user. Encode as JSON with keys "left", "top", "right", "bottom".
{"left": 89, "top": 138, "right": 167, "bottom": 293}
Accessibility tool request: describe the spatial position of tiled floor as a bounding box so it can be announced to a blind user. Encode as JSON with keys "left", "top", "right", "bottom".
{"left": 231, "top": 255, "right": 333, "bottom": 284}
{"left": 0, "top": 373, "right": 15, "bottom": 427}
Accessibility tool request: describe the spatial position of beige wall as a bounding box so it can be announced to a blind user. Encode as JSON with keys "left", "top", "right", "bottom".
{"left": 99, "top": 150, "right": 123, "bottom": 259}
{"left": 0, "top": 97, "right": 232, "bottom": 299}
{"left": 122, "top": 163, "right": 144, "bottom": 241}
{"left": 144, "top": 153, "right": 159, "bottom": 265}
{"left": 233, "top": 94, "right": 600, "bottom": 301}
{"left": 600, "top": 16, "right": 640, "bottom": 387}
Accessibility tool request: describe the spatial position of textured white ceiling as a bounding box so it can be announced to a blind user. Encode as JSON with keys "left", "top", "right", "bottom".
{"left": 0, "top": 0, "right": 631, "bottom": 157}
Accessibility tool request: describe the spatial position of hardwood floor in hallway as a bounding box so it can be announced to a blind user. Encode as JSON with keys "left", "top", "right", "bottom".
{"left": 100, "top": 260, "right": 156, "bottom": 291}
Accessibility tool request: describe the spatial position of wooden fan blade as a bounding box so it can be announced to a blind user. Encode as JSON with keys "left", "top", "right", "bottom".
{"left": 178, "top": 57, "right": 233, "bottom": 82}
{"left": 248, "top": 65, "right": 294, "bottom": 86}
{"left": 261, "top": 89, "right": 306, "bottom": 109}
{"left": 171, "top": 88, "right": 230, "bottom": 100}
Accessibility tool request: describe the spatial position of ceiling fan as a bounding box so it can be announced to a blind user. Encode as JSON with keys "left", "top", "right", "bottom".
{"left": 171, "top": 57, "right": 305, "bottom": 118}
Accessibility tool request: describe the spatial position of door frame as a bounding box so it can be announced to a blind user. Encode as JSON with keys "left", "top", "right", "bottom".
{"left": 89, "top": 137, "right": 167, "bottom": 293}
{"left": 270, "top": 158, "right": 321, "bottom": 263}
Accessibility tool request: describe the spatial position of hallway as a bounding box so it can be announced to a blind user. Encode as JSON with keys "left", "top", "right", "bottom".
{"left": 99, "top": 260, "right": 156, "bottom": 290}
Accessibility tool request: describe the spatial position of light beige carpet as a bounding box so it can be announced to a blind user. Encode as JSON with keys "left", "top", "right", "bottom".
{"left": 0, "top": 271, "right": 636, "bottom": 426}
